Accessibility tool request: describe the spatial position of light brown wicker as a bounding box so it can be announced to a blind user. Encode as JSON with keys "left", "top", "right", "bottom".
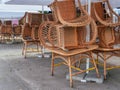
{"left": 48, "top": 0, "right": 98, "bottom": 50}
{"left": 13, "top": 25, "right": 22, "bottom": 36}
{"left": 49, "top": 0, "right": 91, "bottom": 26}
{"left": 21, "top": 23, "right": 41, "bottom": 58}
{"left": 38, "top": 20, "right": 100, "bottom": 87}
{"left": 91, "top": 0, "right": 120, "bottom": 48}
{"left": 91, "top": 0, "right": 120, "bottom": 79}
{"left": 0, "top": 25, "right": 12, "bottom": 42}
{"left": 38, "top": 0, "right": 100, "bottom": 87}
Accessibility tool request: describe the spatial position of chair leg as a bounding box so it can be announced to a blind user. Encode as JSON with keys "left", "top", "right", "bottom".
{"left": 103, "top": 52, "right": 107, "bottom": 79}
{"left": 90, "top": 52, "right": 100, "bottom": 78}
{"left": 68, "top": 57, "right": 73, "bottom": 88}
{"left": 22, "top": 43, "right": 25, "bottom": 55}
{"left": 96, "top": 52, "right": 99, "bottom": 65}
{"left": 36, "top": 42, "right": 39, "bottom": 52}
{"left": 51, "top": 53, "right": 55, "bottom": 76}
{"left": 24, "top": 42, "right": 27, "bottom": 58}
{"left": 41, "top": 46, "right": 44, "bottom": 57}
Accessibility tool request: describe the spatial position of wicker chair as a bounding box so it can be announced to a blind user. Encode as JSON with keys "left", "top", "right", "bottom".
{"left": 49, "top": 0, "right": 98, "bottom": 50}
{"left": 13, "top": 25, "right": 22, "bottom": 39}
{"left": 21, "top": 12, "right": 45, "bottom": 58}
{"left": 22, "top": 23, "right": 41, "bottom": 58}
{"left": 0, "top": 25, "right": 12, "bottom": 43}
{"left": 49, "top": 0, "right": 91, "bottom": 26}
{"left": 91, "top": 0, "right": 120, "bottom": 79}
{"left": 38, "top": 0, "right": 100, "bottom": 87}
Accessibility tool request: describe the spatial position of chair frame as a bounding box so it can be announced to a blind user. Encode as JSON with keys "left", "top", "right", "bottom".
{"left": 39, "top": 19, "right": 99, "bottom": 87}
{"left": 21, "top": 23, "right": 41, "bottom": 58}
{"left": 91, "top": 0, "right": 120, "bottom": 79}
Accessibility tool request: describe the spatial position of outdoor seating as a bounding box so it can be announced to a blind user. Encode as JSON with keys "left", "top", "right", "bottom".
{"left": 21, "top": 12, "right": 45, "bottom": 58}
{"left": 38, "top": 0, "right": 100, "bottom": 87}
{"left": 91, "top": 0, "right": 120, "bottom": 79}
{"left": 21, "top": 23, "right": 41, "bottom": 58}
{"left": 0, "top": 20, "right": 12, "bottom": 42}
{"left": 49, "top": 0, "right": 97, "bottom": 50}
{"left": 12, "top": 24, "right": 22, "bottom": 40}
{"left": 0, "top": 24, "right": 12, "bottom": 43}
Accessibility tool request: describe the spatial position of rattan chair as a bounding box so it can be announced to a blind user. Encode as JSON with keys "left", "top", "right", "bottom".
{"left": 49, "top": 0, "right": 98, "bottom": 50}
{"left": 21, "top": 12, "right": 45, "bottom": 58}
{"left": 0, "top": 25, "right": 12, "bottom": 43}
{"left": 22, "top": 23, "right": 41, "bottom": 58}
{"left": 12, "top": 25, "right": 22, "bottom": 41}
{"left": 38, "top": 0, "right": 100, "bottom": 87}
{"left": 49, "top": 0, "right": 91, "bottom": 26}
{"left": 91, "top": 0, "right": 120, "bottom": 79}
{"left": 0, "top": 20, "right": 12, "bottom": 42}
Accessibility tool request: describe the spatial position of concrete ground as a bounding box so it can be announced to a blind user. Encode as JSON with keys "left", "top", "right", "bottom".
{"left": 0, "top": 43, "right": 120, "bottom": 90}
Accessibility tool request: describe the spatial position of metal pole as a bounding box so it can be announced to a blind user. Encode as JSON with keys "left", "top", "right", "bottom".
{"left": 86, "top": 0, "right": 91, "bottom": 74}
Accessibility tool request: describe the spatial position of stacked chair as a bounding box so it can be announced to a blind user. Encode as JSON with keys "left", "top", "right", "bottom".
{"left": 21, "top": 12, "right": 44, "bottom": 58}
{"left": 39, "top": 0, "right": 100, "bottom": 87}
{"left": 91, "top": 0, "right": 120, "bottom": 79}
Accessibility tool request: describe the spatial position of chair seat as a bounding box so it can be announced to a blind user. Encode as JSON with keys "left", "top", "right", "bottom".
{"left": 49, "top": 45, "right": 98, "bottom": 56}
{"left": 95, "top": 46, "right": 120, "bottom": 52}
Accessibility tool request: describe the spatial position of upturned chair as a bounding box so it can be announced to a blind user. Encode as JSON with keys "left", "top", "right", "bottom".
{"left": 39, "top": 0, "right": 100, "bottom": 87}
{"left": 49, "top": 0, "right": 98, "bottom": 50}
{"left": 91, "top": 0, "right": 120, "bottom": 79}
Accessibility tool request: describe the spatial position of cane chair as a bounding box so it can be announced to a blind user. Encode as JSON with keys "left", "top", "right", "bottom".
{"left": 91, "top": 0, "right": 120, "bottom": 79}
{"left": 0, "top": 25, "right": 12, "bottom": 43}
{"left": 39, "top": 20, "right": 99, "bottom": 87}
{"left": 21, "top": 12, "right": 44, "bottom": 58}
{"left": 49, "top": 0, "right": 98, "bottom": 50}
{"left": 22, "top": 23, "right": 41, "bottom": 58}
{"left": 13, "top": 25, "right": 22, "bottom": 38}
{"left": 49, "top": 0, "right": 91, "bottom": 26}
{"left": 38, "top": 0, "right": 100, "bottom": 87}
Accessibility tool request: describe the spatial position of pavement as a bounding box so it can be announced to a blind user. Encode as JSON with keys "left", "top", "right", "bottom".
{"left": 0, "top": 43, "right": 120, "bottom": 90}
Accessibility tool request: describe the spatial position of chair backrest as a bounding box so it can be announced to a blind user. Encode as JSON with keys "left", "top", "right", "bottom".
{"left": 0, "top": 25, "right": 6, "bottom": 34}
{"left": 13, "top": 25, "right": 22, "bottom": 36}
{"left": 98, "top": 27, "right": 115, "bottom": 48}
{"left": 91, "top": 2, "right": 105, "bottom": 22}
{"left": 0, "top": 25, "right": 12, "bottom": 35}
{"left": 49, "top": 0, "right": 91, "bottom": 27}
{"left": 4, "top": 20, "right": 12, "bottom": 25}
{"left": 31, "top": 26, "right": 39, "bottom": 40}
{"left": 28, "top": 13, "right": 43, "bottom": 27}
{"left": 91, "top": 0, "right": 120, "bottom": 48}
{"left": 22, "top": 23, "right": 32, "bottom": 40}
{"left": 5, "top": 25, "right": 12, "bottom": 35}
{"left": 91, "top": 0, "right": 120, "bottom": 26}
{"left": 57, "top": 0, "right": 76, "bottom": 21}
{"left": 49, "top": 0, "right": 76, "bottom": 22}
